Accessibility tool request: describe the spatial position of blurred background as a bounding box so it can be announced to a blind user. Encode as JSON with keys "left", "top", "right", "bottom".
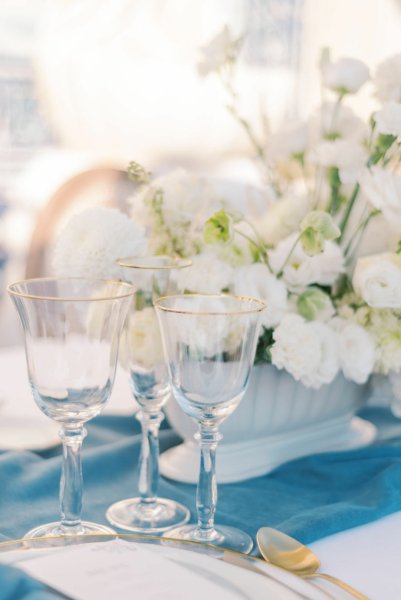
{"left": 1, "top": 0, "right": 401, "bottom": 345}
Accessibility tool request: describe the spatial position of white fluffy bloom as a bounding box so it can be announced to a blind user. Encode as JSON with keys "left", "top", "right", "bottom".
{"left": 173, "top": 250, "right": 234, "bottom": 294}
{"left": 322, "top": 57, "right": 369, "bottom": 94}
{"left": 375, "top": 102, "right": 401, "bottom": 137}
{"left": 312, "top": 140, "right": 367, "bottom": 184}
{"left": 52, "top": 207, "right": 146, "bottom": 279}
{"left": 333, "top": 319, "right": 376, "bottom": 384}
{"left": 267, "top": 121, "right": 309, "bottom": 160}
{"left": 270, "top": 233, "right": 344, "bottom": 291}
{"left": 353, "top": 253, "right": 401, "bottom": 309}
{"left": 359, "top": 167, "right": 401, "bottom": 229}
{"left": 198, "top": 26, "right": 241, "bottom": 76}
{"left": 271, "top": 314, "right": 339, "bottom": 388}
{"left": 309, "top": 103, "right": 367, "bottom": 142}
{"left": 231, "top": 263, "right": 288, "bottom": 328}
{"left": 119, "top": 307, "right": 164, "bottom": 370}
{"left": 373, "top": 54, "right": 401, "bottom": 102}
{"left": 251, "top": 194, "right": 311, "bottom": 246}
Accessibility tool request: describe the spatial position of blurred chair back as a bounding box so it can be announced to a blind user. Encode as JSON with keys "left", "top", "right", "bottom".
{"left": 25, "top": 166, "right": 134, "bottom": 278}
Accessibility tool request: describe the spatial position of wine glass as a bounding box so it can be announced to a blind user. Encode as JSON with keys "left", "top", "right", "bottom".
{"left": 106, "top": 256, "right": 191, "bottom": 533}
{"left": 155, "top": 293, "right": 265, "bottom": 553}
{"left": 8, "top": 277, "right": 135, "bottom": 541}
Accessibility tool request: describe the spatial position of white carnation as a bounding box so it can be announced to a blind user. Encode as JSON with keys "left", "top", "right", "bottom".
{"left": 373, "top": 54, "right": 401, "bottom": 102}
{"left": 359, "top": 167, "right": 401, "bottom": 229}
{"left": 375, "top": 102, "right": 401, "bottom": 137}
{"left": 322, "top": 57, "right": 369, "bottom": 94}
{"left": 231, "top": 263, "right": 288, "bottom": 328}
{"left": 52, "top": 207, "right": 146, "bottom": 279}
{"left": 353, "top": 253, "right": 401, "bottom": 309}
{"left": 172, "top": 250, "right": 234, "bottom": 294}
{"left": 271, "top": 314, "right": 339, "bottom": 389}
{"left": 334, "top": 320, "right": 376, "bottom": 384}
{"left": 270, "top": 233, "right": 344, "bottom": 291}
{"left": 312, "top": 140, "right": 367, "bottom": 184}
{"left": 251, "top": 194, "right": 311, "bottom": 246}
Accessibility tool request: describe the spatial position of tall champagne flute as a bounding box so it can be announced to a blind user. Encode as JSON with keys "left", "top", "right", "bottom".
{"left": 8, "top": 277, "right": 135, "bottom": 541}
{"left": 155, "top": 293, "right": 265, "bottom": 553}
{"left": 106, "top": 256, "right": 191, "bottom": 533}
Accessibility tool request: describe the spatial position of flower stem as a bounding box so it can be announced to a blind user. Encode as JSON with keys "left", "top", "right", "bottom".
{"left": 344, "top": 209, "right": 381, "bottom": 260}
{"left": 339, "top": 183, "right": 360, "bottom": 242}
{"left": 233, "top": 227, "right": 272, "bottom": 272}
{"left": 277, "top": 232, "right": 303, "bottom": 277}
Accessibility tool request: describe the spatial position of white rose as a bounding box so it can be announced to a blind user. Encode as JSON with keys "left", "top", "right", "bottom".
{"left": 172, "top": 250, "right": 234, "bottom": 294}
{"left": 375, "top": 102, "right": 401, "bottom": 137}
{"left": 373, "top": 54, "right": 401, "bottom": 102}
{"left": 359, "top": 167, "right": 401, "bottom": 229}
{"left": 271, "top": 314, "right": 339, "bottom": 389}
{"left": 120, "top": 307, "right": 164, "bottom": 370}
{"left": 322, "top": 57, "right": 369, "bottom": 94}
{"left": 270, "top": 233, "right": 344, "bottom": 291}
{"left": 231, "top": 263, "right": 288, "bottom": 328}
{"left": 312, "top": 140, "right": 367, "bottom": 184}
{"left": 251, "top": 194, "right": 311, "bottom": 246}
{"left": 353, "top": 253, "right": 401, "bottom": 309}
{"left": 333, "top": 319, "right": 376, "bottom": 384}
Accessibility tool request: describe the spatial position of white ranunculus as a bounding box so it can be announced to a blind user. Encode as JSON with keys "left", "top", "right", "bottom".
{"left": 322, "top": 57, "right": 369, "bottom": 94}
{"left": 231, "top": 263, "right": 288, "bottom": 328}
{"left": 269, "top": 233, "right": 344, "bottom": 291}
{"left": 312, "top": 140, "right": 367, "bottom": 184}
{"left": 353, "top": 253, "right": 401, "bottom": 309}
{"left": 373, "top": 54, "right": 401, "bottom": 102}
{"left": 251, "top": 194, "right": 311, "bottom": 246}
{"left": 359, "top": 167, "right": 401, "bottom": 229}
{"left": 309, "top": 103, "right": 367, "bottom": 142}
{"left": 267, "top": 121, "right": 309, "bottom": 160}
{"left": 52, "top": 207, "right": 147, "bottom": 279}
{"left": 334, "top": 319, "right": 376, "bottom": 384}
{"left": 119, "top": 307, "right": 164, "bottom": 370}
{"left": 172, "top": 250, "right": 234, "bottom": 294}
{"left": 375, "top": 102, "right": 401, "bottom": 137}
{"left": 271, "top": 314, "right": 339, "bottom": 389}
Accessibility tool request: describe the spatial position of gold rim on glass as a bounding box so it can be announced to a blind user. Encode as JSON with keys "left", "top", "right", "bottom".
{"left": 116, "top": 256, "right": 192, "bottom": 270}
{"left": 7, "top": 277, "right": 136, "bottom": 302}
{"left": 154, "top": 293, "right": 267, "bottom": 315}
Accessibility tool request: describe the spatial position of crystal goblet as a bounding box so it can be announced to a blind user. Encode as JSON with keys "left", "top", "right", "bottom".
{"left": 8, "top": 277, "right": 135, "bottom": 541}
{"left": 106, "top": 256, "right": 191, "bottom": 533}
{"left": 155, "top": 293, "right": 265, "bottom": 553}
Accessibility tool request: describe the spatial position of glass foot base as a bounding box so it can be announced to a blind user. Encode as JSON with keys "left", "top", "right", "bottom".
{"left": 106, "top": 497, "right": 190, "bottom": 533}
{"left": 23, "top": 521, "right": 116, "bottom": 547}
{"left": 162, "top": 524, "right": 253, "bottom": 554}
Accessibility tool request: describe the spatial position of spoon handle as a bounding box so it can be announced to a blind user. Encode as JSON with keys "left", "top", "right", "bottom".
{"left": 308, "top": 572, "right": 369, "bottom": 600}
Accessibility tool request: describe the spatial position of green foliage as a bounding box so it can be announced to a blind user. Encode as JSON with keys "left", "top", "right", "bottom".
{"left": 254, "top": 327, "right": 274, "bottom": 364}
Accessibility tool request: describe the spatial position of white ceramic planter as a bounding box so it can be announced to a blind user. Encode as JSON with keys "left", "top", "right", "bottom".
{"left": 159, "top": 364, "right": 377, "bottom": 483}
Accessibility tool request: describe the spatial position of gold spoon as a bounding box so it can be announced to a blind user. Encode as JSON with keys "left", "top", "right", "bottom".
{"left": 257, "top": 527, "right": 369, "bottom": 600}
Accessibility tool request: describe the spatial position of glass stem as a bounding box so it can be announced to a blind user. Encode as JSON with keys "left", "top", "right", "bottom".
{"left": 137, "top": 410, "right": 163, "bottom": 504}
{"left": 59, "top": 425, "right": 87, "bottom": 532}
{"left": 195, "top": 425, "right": 222, "bottom": 540}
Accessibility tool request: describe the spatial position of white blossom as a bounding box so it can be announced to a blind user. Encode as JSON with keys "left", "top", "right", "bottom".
{"left": 353, "top": 253, "right": 401, "bottom": 309}
{"left": 375, "top": 102, "right": 401, "bottom": 137}
{"left": 373, "top": 54, "right": 401, "bottom": 102}
{"left": 333, "top": 319, "right": 376, "bottom": 384}
{"left": 251, "top": 194, "right": 312, "bottom": 246}
{"left": 231, "top": 263, "right": 288, "bottom": 328}
{"left": 322, "top": 57, "right": 369, "bottom": 94}
{"left": 172, "top": 250, "right": 234, "bottom": 294}
{"left": 197, "top": 26, "right": 241, "bottom": 76}
{"left": 271, "top": 314, "right": 339, "bottom": 388}
{"left": 52, "top": 207, "right": 146, "bottom": 279}
{"left": 309, "top": 103, "right": 367, "bottom": 142}
{"left": 359, "top": 167, "right": 401, "bottom": 229}
{"left": 267, "top": 121, "right": 309, "bottom": 160}
{"left": 270, "top": 233, "right": 344, "bottom": 291}
{"left": 119, "top": 307, "right": 164, "bottom": 370}
{"left": 312, "top": 140, "right": 367, "bottom": 184}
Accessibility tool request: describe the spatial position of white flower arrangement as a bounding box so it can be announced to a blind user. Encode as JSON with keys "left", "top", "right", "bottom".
{"left": 53, "top": 27, "right": 401, "bottom": 405}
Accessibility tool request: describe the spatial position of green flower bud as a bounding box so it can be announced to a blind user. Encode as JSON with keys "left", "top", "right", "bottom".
{"left": 300, "top": 227, "right": 324, "bottom": 256}
{"left": 297, "top": 287, "right": 334, "bottom": 321}
{"left": 203, "top": 210, "right": 233, "bottom": 245}
{"left": 127, "top": 161, "right": 151, "bottom": 184}
{"left": 301, "top": 210, "right": 340, "bottom": 241}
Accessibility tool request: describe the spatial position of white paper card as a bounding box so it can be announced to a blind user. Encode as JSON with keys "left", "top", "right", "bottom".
{"left": 10, "top": 540, "right": 238, "bottom": 600}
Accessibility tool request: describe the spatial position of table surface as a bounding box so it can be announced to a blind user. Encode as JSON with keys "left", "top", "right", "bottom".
{"left": 0, "top": 344, "right": 400, "bottom": 600}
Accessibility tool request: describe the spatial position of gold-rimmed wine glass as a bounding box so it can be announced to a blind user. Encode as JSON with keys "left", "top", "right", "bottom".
{"left": 155, "top": 293, "right": 265, "bottom": 553}
{"left": 8, "top": 277, "right": 135, "bottom": 542}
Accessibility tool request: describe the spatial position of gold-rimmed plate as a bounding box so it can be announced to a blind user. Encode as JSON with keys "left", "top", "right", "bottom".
{"left": 0, "top": 533, "right": 331, "bottom": 599}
